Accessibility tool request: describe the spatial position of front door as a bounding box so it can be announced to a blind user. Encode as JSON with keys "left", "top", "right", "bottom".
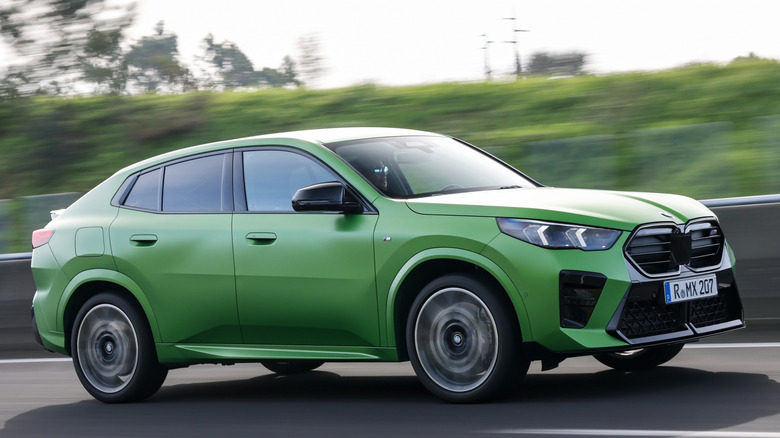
{"left": 232, "top": 149, "right": 379, "bottom": 346}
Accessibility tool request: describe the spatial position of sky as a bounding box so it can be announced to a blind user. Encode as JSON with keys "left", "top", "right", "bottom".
{"left": 4, "top": 0, "right": 780, "bottom": 89}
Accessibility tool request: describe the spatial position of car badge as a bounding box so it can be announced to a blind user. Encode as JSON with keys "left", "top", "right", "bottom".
{"left": 660, "top": 211, "right": 674, "bottom": 219}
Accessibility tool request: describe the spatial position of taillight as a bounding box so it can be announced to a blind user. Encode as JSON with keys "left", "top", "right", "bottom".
{"left": 32, "top": 229, "right": 54, "bottom": 249}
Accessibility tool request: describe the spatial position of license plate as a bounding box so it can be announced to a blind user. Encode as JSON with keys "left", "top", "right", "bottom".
{"left": 664, "top": 275, "right": 718, "bottom": 304}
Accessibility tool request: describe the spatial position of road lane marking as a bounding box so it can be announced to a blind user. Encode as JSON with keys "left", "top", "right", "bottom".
{"left": 684, "top": 342, "right": 780, "bottom": 349}
{"left": 0, "top": 358, "right": 71, "bottom": 364}
{"left": 485, "top": 428, "right": 780, "bottom": 437}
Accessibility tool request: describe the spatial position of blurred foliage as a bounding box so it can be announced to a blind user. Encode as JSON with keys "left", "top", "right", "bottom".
{"left": 0, "top": 0, "right": 135, "bottom": 96}
{"left": 2, "top": 58, "right": 780, "bottom": 250}
{"left": 0, "top": 1, "right": 307, "bottom": 98}
{"left": 125, "top": 21, "right": 196, "bottom": 93}
{"left": 200, "top": 35, "right": 300, "bottom": 89}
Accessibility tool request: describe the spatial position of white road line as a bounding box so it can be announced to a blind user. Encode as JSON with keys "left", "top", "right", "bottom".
{"left": 486, "top": 428, "right": 780, "bottom": 437}
{"left": 684, "top": 342, "right": 780, "bottom": 349}
{"left": 0, "top": 358, "right": 71, "bottom": 364}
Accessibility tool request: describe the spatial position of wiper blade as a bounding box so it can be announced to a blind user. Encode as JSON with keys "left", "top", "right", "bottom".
{"left": 499, "top": 185, "right": 523, "bottom": 189}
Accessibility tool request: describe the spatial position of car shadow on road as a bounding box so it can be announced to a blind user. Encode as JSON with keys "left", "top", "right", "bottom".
{"left": 2, "top": 367, "right": 779, "bottom": 438}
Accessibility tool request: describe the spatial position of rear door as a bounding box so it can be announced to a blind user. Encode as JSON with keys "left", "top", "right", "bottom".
{"left": 111, "top": 152, "right": 241, "bottom": 344}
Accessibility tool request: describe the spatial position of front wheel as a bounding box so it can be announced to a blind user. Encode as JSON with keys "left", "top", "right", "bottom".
{"left": 406, "top": 273, "right": 528, "bottom": 403}
{"left": 594, "top": 343, "right": 685, "bottom": 371}
{"left": 71, "top": 292, "right": 167, "bottom": 403}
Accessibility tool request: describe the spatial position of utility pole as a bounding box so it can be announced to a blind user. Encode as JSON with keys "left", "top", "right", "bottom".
{"left": 481, "top": 34, "right": 494, "bottom": 81}
{"left": 503, "top": 14, "right": 529, "bottom": 79}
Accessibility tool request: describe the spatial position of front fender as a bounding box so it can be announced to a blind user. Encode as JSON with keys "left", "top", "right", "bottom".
{"left": 384, "top": 248, "right": 532, "bottom": 347}
{"left": 57, "top": 269, "right": 161, "bottom": 342}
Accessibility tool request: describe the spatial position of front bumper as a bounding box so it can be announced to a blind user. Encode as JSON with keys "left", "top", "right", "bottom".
{"left": 607, "top": 267, "right": 743, "bottom": 346}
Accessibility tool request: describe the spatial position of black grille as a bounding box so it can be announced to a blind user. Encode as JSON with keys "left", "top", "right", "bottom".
{"left": 617, "top": 300, "right": 683, "bottom": 338}
{"left": 625, "top": 226, "right": 675, "bottom": 275}
{"left": 625, "top": 221, "right": 724, "bottom": 276}
{"left": 690, "top": 295, "right": 728, "bottom": 326}
{"left": 689, "top": 222, "right": 725, "bottom": 269}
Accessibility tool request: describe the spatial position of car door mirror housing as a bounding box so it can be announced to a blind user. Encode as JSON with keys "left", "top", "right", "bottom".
{"left": 292, "top": 182, "right": 363, "bottom": 214}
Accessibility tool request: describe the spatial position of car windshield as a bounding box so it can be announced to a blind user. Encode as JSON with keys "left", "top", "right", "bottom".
{"left": 325, "top": 135, "right": 536, "bottom": 198}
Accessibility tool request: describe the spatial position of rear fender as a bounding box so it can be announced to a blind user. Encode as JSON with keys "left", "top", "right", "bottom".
{"left": 57, "top": 269, "right": 161, "bottom": 342}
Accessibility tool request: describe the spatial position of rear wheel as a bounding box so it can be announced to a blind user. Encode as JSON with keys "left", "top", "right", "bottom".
{"left": 406, "top": 273, "right": 528, "bottom": 403}
{"left": 261, "top": 360, "right": 324, "bottom": 375}
{"left": 594, "top": 344, "right": 685, "bottom": 371}
{"left": 71, "top": 292, "right": 167, "bottom": 403}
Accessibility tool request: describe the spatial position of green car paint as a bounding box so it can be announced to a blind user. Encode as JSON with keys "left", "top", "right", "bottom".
{"left": 31, "top": 127, "right": 743, "bottom": 403}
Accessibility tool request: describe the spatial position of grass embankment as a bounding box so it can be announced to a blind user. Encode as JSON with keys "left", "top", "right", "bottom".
{"left": 2, "top": 59, "right": 780, "bottom": 250}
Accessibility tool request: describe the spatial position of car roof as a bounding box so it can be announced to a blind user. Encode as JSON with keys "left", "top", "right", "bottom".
{"left": 257, "top": 127, "right": 437, "bottom": 144}
{"left": 115, "top": 127, "right": 442, "bottom": 176}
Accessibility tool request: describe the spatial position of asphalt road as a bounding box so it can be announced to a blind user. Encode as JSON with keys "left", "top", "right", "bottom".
{"left": 2, "top": 325, "right": 778, "bottom": 438}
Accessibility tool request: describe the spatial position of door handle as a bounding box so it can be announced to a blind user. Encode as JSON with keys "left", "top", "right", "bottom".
{"left": 130, "top": 234, "right": 158, "bottom": 246}
{"left": 245, "top": 232, "right": 277, "bottom": 245}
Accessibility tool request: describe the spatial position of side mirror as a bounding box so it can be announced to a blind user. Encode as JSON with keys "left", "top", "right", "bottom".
{"left": 291, "top": 182, "right": 363, "bottom": 214}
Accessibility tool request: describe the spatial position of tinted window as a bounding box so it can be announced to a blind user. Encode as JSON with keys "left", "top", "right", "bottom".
{"left": 163, "top": 155, "right": 227, "bottom": 212}
{"left": 124, "top": 169, "right": 161, "bottom": 210}
{"left": 243, "top": 150, "right": 336, "bottom": 212}
{"left": 325, "top": 136, "right": 535, "bottom": 198}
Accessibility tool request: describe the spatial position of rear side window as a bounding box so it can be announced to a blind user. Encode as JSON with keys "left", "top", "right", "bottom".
{"left": 123, "top": 169, "right": 161, "bottom": 210}
{"left": 163, "top": 154, "right": 228, "bottom": 212}
{"left": 120, "top": 153, "right": 230, "bottom": 212}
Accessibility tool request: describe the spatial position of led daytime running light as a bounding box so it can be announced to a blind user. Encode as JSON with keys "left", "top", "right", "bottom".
{"left": 497, "top": 218, "right": 620, "bottom": 251}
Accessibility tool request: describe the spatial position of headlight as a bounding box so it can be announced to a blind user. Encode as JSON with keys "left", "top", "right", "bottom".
{"left": 497, "top": 218, "right": 621, "bottom": 251}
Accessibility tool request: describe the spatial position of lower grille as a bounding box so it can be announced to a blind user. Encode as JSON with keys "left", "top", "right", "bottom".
{"left": 690, "top": 295, "right": 728, "bottom": 326}
{"left": 617, "top": 300, "right": 683, "bottom": 338}
{"left": 610, "top": 269, "right": 741, "bottom": 342}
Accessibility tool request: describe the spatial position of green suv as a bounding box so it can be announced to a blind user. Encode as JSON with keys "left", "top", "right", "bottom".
{"left": 31, "top": 127, "right": 743, "bottom": 403}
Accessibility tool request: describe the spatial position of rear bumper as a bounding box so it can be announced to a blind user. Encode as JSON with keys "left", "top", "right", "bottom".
{"left": 31, "top": 305, "right": 44, "bottom": 348}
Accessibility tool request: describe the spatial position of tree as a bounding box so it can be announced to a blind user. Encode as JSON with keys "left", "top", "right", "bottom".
{"left": 277, "top": 55, "right": 300, "bottom": 87}
{"left": 0, "top": 0, "right": 135, "bottom": 96}
{"left": 80, "top": 25, "right": 130, "bottom": 94}
{"left": 527, "top": 51, "right": 587, "bottom": 77}
{"left": 125, "top": 21, "right": 195, "bottom": 93}
{"left": 202, "top": 34, "right": 260, "bottom": 88}
{"left": 199, "top": 35, "right": 300, "bottom": 89}
{"left": 296, "top": 33, "right": 325, "bottom": 86}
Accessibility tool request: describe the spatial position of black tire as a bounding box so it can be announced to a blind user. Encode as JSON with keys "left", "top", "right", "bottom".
{"left": 261, "top": 360, "right": 324, "bottom": 375}
{"left": 71, "top": 292, "right": 167, "bottom": 403}
{"left": 406, "top": 273, "right": 528, "bottom": 403}
{"left": 594, "top": 343, "right": 685, "bottom": 371}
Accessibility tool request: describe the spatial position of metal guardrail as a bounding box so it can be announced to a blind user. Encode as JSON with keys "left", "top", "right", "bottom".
{"left": 701, "top": 194, "right": 780, "bottom": 208}
{"left": 0, "top": 253, "right": 32, "bottom": 262}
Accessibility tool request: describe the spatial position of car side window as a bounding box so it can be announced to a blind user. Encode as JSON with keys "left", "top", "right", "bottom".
{"left": 162, "top": 154, "right": 227, "bottom": 212}
{"left": 243, "top": 150, "right": 336, "bottom": 212}
{"left": 123, "top": 169, "right": 161, "bottom": 210}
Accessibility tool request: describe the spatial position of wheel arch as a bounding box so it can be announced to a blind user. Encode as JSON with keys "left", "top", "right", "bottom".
{"left": 57, "top": 269, "right": 160, "bottom": 355}
{"left": 386, "top": 248, "right": 531, "bottom": 361}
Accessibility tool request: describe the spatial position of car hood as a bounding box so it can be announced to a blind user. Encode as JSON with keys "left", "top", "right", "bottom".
{"left": 405, "top": 187, "right": 715, "bottom": 231}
